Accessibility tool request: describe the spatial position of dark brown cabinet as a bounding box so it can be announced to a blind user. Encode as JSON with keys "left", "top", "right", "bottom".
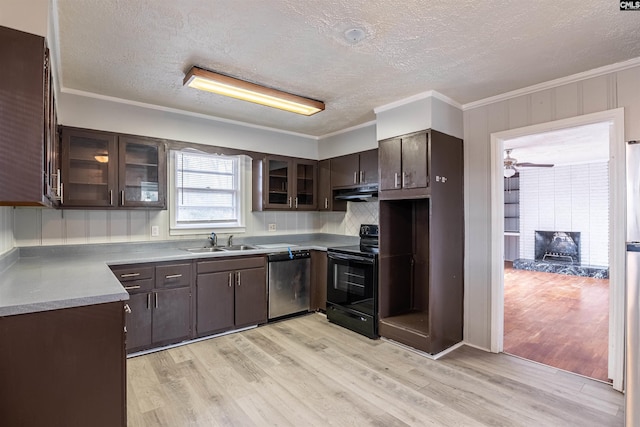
{"left": 318, "top": 159, "right": 346, "bottom": 212}
{"left": 0, "top": 302, "right": 126, "bottom": 426}
{"left": 331, "top": 149, "right": 378, "bottom": 188}
{"left": 254, "top": 155, "right": 317, "bottom": 210}
{"left": 61, "top": 127, "right": 166, "bottom": 209}
{"left": 111, "top": 262, "right": 192, "bottom": 353}
{"left": 379, "top": 131, "right": 430, "bottom": 199}
{"left": 196, "top": 257, "right": 267, "bottom": 336}
{"left": 378, "top": 130, "right": 463, "bottom": 355}
{"left": 310, "top": 250, "right": 328, "bottom": 311}
{"left": 0, "top": 26, "right": 60, "bottom": 206}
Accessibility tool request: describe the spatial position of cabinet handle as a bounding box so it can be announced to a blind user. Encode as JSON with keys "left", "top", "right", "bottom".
{"left": 60, "top": 182, "right": 64, "bottom": 203}
{"left": 228, "top": 272, "right": 233, "bottom": 287}
{"left": 120, "top": 273, "right": 140, "bottom": 278}
{"left": 360, "top": 170, "right": 364, "bottom": 183}
{"left": 294, "top": 197, "right": 298, "bottom": 209}
{"left": 402, "top": 172, "right": 407, "bottom": 188}
{"left": 154, "top": 293, "right": 158, "bottom": 308}
{"left": 236, "top": 271, "right": 241, "bottom": 286}
{"left": 324, "top": 197, "right": 329, "bottom": 209}
{"left": 353, "top": 171, "right": 358, "bottom": 184}
{"left": 56, "top": 169, "right": 62, "bottom": 199}
{"left": 109, "top": 189, "right": 113, "bottom": 206}
{"left": 147, "top": 293, "right": 151, "bottom": 309}
{"left": 124, "top": 285, "right": 140, "bottom": 291}
{"left": 394, "top": 173, "right": 399, "bottom": 188}
{"left": 124, "top": 304, "right": 131, "bottom": 314}
{"left": 121, "top": 190, "right": 125, "bottom": 206}
{"left": 165, "top": 274, "right": 183, "bottom": 279}
{"left": 289, "top": 197, "right": 292, "bottom": 208}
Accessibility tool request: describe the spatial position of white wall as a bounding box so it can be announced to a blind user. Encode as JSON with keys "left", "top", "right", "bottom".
{"left": 59, "top": 92, "right": 318, "bottom": 160}
{"left": 464, "top": 65, "right": 640, "bottom": 350}
{"left": 0, "top": 207, "right": 14, "bottom": 255}
{"left": 0, "top": 0, "right": 49, "bottom": 36}
{"left": 519, "top": 162, "right": 609, "bottom": 267}
{"left": 318, "top": 123, "right": 377, "bottom": 160}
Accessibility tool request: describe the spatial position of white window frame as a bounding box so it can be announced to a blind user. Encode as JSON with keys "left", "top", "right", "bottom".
{"left": 169, "top": 149, "right": 247, "bottom": 235}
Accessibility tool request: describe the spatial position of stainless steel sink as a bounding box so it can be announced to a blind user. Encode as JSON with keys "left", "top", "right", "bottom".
{"left": 220, "top": 244, "right": 257, "bottom": 251}
{"left": 184, "top": 247, "right": 225, "bottom": 253}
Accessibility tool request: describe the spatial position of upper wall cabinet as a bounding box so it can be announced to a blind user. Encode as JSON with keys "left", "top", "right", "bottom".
{"left": 253, "top": 155, "right": 317, "bottom": 211}
{"left": 331, "top": 149, "right": 378, "bottom": 188}
{"left": 0, "top": 26, "right": 60, "bottom": 206}
{"left": 379, "top": 130, "right": 437, "bottom": 200}
{"left": 60, "top": 127, "right": 166, "bottom": 209}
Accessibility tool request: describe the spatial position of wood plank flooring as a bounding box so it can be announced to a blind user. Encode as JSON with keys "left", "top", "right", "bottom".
{"left": 127, "top": 313, "right": 623, "bottom": 426}
{"left": 504, "top": 265, "right": 609, "bottom": 381}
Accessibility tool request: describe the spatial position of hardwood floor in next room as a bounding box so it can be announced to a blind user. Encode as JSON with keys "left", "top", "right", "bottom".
{"left": 504, "top": 263, "right": 609, "bottom": 381}
{"left": 127, "top": 313, "right": 623, "bottom": 426}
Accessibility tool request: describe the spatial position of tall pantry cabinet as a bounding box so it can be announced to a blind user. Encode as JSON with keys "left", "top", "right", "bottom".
{"left": 378, "top": 129, "right": 463, "bottom": 355}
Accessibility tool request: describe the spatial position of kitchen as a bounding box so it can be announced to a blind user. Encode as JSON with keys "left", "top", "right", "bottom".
{"left": 1, "top": 1, "right": 639, "bottom": 426}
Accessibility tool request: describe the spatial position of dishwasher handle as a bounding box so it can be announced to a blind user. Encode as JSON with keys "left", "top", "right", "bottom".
{"left": 267, "top": 250, "right": 311, "bottom": 262}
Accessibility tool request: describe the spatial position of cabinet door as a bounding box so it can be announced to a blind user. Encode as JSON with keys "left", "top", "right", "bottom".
{"left": 118, "top": 136, "right": 166, "bottom": 208}
{"left": 152, "top": 287, "right": 191, "bottom": 345}
{"left": 196, "top": 271, "right": 235, "bottom": 336}
{"left": 358, "top": 149, "right": 379, "bottom": 185}
{"left": 294, "top": 160, "right": 317, "bottom": 210}
{"left": 378, "top": 137, "right": 402, "bottom": 191}
{"left": 330, "top": 153, "right": 359, "bottom": 188}
{"left": 401, "top": 132, "right": 428, "bottom": 189}
{"left": 264, "top": 156, "right": 292, "bottom": 209}
{"left": 235, "top": 267, "right": 267, "bottom": 327}
{"left": 126, "top": 292, "right": 152, "bottom": 352}
{"left": 318, "top": 159, "right": 331, "bottom": 211}
{"left": 61, "top": 128, "right": 118, "bottom": 207}
{"left": 310, "top": 251, "right": 328, "bottom": 311}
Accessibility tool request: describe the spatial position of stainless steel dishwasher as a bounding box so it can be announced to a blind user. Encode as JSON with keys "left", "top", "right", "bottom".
{"left": 267, "top": 250, "right": 311, "bottom": 320}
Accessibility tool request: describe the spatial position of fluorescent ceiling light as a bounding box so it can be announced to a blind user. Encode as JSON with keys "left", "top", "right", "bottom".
{"left": 183, "top": 66, "right": 325, "bottom": 116}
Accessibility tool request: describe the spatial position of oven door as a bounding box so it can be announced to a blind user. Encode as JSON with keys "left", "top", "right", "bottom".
{"left": 326, "top": 251, "right": 377, "bottom": 316}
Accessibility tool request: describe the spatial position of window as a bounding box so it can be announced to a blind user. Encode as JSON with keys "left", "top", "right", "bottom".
{"left": 170, "top": 150, "right": 244, "bottom": 230}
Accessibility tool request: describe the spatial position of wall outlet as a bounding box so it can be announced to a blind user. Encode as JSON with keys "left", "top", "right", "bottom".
{"left": 268, "top": 223, "right": 277, "bottom": 232}
{"left": 151, "top": 225, "right": 160, "bottom": 237}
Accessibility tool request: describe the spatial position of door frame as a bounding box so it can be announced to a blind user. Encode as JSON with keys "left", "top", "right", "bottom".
{"left": 489, "top": 108, "right": 626, "bottom": 391}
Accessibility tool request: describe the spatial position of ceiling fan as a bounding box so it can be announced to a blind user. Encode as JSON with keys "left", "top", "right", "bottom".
{"left": 504, "top": 149, "right": 554, "bottom": 177}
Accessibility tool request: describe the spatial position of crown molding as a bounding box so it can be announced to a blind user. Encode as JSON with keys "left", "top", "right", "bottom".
{"left": 318, "top": 120, "right": 376, "bottom": 140}
{"left": 463, "top": 56, "right": 640, "bottom": 111}
{"left": 373, "top": 90, "right": 463, "bottom": 114}
{"left": 60, "top": 87, "right": 320, "bottom": 140}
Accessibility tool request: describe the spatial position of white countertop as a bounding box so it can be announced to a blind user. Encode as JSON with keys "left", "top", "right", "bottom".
{"left": 0, "top": 235, "right": 357, "bottom": 317}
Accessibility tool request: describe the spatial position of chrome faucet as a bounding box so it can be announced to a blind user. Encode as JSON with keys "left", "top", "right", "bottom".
{"left": 227, "top": 235, "right": 234, "bottom": 247}
{"left": 209, "top": 232, "right": 217, "bottom": 247}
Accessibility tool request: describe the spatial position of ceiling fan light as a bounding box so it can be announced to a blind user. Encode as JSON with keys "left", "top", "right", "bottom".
{"left": 184, "top": 66, "right": 325, "bottom": 116}
{"left": 504, "top": 167, "right": 516, "bottom": 178}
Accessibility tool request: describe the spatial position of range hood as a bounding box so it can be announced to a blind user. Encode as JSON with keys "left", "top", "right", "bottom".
{"left": 333, "top": 184, "right": 378, "bottom": 202}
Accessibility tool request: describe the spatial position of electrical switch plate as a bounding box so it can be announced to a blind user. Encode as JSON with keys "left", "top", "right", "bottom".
{"left": 268, "top": 223, "right": 277, "bottom": 232}
{"left": 151, "top": 225, "right": 159, "bottom": 237}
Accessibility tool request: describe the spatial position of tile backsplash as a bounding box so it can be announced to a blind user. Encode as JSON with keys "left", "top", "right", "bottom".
{"left": 12, "top": 200, "right": 380, "bottom": 246}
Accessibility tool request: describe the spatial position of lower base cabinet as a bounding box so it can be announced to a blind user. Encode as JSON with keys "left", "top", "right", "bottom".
{"left": 310, "top": 250, "right": 328, "bottom": 311}
{"left": 196, "top": 257, "right": 267, "bottom": 336}
{"left": 0, "top": 302, "right": 126, "bottom": 426}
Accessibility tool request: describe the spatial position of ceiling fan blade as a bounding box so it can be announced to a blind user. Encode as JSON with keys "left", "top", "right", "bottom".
{"left": 515, "top": 162, "right": 554, "bottom": 168}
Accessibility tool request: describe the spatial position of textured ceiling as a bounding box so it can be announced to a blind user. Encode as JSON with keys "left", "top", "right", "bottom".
{"left": 54, "top": 0, "right": 640, "bottom": 137}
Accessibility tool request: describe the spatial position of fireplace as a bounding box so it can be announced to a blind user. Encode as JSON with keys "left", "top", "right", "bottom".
{"left": 535, "top": 231, "right": 580, "bottom": 264}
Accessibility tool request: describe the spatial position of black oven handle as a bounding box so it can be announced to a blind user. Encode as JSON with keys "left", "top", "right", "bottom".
{"left": 327, "top": 251, "right": 375, "bottom": 265}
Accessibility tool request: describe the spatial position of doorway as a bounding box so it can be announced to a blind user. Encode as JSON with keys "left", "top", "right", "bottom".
{"left": 489, "top": 109, "right": 626, "bottom": 391}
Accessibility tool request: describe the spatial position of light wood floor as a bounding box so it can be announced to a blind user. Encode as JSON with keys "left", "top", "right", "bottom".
{"left": 504, "top": 264, "right": 609, "bottom": 381}
{"left": 127, "top": 313, "right": 623, "bottom": 426}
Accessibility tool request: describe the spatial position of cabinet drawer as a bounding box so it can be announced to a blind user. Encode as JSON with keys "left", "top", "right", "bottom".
{"left": 121, "top": 278, "right": 154, "bottom": 294}
{"left": 156, "top": 263, "right": 192, "bottom": 288}
{"left": 110, "top": 264, "right": 154, "bottom": 282}
{"left": 197, "top": 256, "right": 265, "bottom": 274}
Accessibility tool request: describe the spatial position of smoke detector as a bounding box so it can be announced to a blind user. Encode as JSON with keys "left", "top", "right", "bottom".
{"left": 344, "top": 28, "right": 366, "bottom": 44}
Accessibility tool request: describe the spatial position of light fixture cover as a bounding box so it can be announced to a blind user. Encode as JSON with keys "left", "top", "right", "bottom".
{"left": 504, "top": 166, "right": 516, "bottom": 178}
{"left": 183, "top": 66, "right": 325, "bottom": 116}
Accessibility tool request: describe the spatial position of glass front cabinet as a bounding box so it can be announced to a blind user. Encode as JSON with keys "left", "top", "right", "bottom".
{"left": 262, "top": 156, "right": 317, "bottom": 210}
{"left": 61, "top": 128, "right": 166, "bottom": 209}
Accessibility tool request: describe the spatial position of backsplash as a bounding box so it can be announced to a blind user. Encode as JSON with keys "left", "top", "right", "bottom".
{"left": 12, "top": 200, "right": 379, "bottom": 246}
{"left": 0, "top": 207, "right": 14, "bottom": 255}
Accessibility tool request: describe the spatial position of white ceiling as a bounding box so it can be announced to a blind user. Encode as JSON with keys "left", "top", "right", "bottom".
{"left": 53, "top": 0, "right": 640, "bottom": 138}
{"left": 504, "top": 122, "right": 610, "bottom": 167}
